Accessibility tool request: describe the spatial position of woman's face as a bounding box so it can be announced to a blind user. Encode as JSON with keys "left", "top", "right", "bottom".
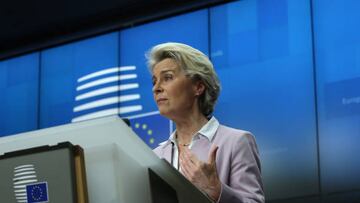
{"left": 152, "top": 58, "right": 201, "bottom": 119}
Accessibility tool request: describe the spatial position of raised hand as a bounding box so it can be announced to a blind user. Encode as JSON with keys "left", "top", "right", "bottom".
{"left": 180, "top": 144, "right": 221, "bottom": 201}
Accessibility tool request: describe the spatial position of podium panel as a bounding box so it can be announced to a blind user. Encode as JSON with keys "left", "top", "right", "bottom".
{"left": 0, "top": 142, "right": 87, "bottom": 203}
{"left": 0, "top": 116, "right": 211, "bottom": 203}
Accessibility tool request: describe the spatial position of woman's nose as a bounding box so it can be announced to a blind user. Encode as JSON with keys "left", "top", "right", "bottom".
{"left": 152, "top": 82, "right": 163, "bottom": 94}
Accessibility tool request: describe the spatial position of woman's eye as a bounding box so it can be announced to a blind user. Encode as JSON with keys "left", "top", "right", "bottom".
{"left": 164, "top": 74, "right": 173, "bottom": 81}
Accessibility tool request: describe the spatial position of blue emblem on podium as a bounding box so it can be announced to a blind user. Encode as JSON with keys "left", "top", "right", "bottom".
{"left": 26, "top": 182, "right": 49, "bottom": 203}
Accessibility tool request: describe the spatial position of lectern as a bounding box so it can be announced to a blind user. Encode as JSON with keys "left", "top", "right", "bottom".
{"left": 0, "top": 142, "right": 88, "bottom": 203}
{"left": 0, "top": 116, "right": 212, "bottom": 203}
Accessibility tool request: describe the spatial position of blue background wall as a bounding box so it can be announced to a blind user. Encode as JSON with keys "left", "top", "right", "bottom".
{"left": 0, "top": 0, "right": 359, "bottom": 202}
{"left": 313, "top": 0, "right": 360, "bottom": 202}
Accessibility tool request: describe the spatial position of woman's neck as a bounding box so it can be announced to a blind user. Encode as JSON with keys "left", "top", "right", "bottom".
{"left": 174, "top": 113, "right": 209, "bottom": 145}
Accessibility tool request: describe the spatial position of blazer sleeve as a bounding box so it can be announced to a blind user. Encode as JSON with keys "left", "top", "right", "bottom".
{"left": 217, "top": 133, "right": 265, "bottom": 203}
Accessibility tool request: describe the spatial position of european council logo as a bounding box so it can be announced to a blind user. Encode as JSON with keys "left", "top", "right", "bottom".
{"left": 13, "top": 164, "right": 38, "bottom": 203}
{"left": 71, "top": 66, "right": 172, "bottom": 148}
{"left": 72, "top": 66, "right": 143, "bottom": 122}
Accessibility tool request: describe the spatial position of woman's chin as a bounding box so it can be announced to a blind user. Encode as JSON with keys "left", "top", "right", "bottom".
{"left": 158, "top": 108, "right": 173, "bottom": 118}
{"left": 158, "top": 108, "right": 168, "bottom": 116}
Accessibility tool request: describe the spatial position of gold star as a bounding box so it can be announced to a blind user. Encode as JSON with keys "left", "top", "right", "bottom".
{"left": 147, "top": 130, "right": 153, "bottom": 135}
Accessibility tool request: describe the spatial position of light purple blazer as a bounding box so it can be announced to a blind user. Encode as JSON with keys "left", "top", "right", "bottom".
{"left": 153, "top": 125, "right": 265, "bottom": 203}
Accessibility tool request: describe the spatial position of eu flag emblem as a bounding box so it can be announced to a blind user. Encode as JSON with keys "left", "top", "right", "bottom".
{"left": 26, "top": 182, "right": 49, "bottom": 203}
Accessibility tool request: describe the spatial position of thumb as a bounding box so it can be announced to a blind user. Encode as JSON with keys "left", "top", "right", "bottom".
{"left": 208, "top": 144, "right": 219, "bottom": 164}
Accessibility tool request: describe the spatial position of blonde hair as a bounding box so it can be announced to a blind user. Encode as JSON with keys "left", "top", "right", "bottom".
{"left": 146, "top": 42, "right": 221, "bottom": 116}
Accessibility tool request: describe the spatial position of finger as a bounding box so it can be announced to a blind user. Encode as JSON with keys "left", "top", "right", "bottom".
{"left": 183, "top": 147, "right": 200, "bottom": 166}
{"left": 180, "top": 154, "right": 193, "bottom": 179}
{"left": 181, "top": 151, "right": 197, "bottom": 168}
{"left": 182, "top": 146, "right": 193, "bottom": 157}
{"left": 208, "top": 144, "right": 219, "bottom": 164}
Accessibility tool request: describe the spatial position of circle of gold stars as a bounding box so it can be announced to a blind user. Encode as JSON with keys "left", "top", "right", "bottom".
{"left": 134, "top": 122, "right": 155, "bottom": 144}
{"left": 31, "top": 185, "right": 44, "bottom": 200}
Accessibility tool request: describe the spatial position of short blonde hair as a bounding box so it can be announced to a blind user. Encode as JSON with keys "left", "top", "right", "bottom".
{"left": 146, "top": 42, "right": 221, "bottom": 116}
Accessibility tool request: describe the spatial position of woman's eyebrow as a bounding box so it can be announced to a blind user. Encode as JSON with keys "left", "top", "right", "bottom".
{"left": 160, "top": 69, "right": 175, "bottom": 74}
{"left": 152, "top": 69, "right": 176, "bottom": 81}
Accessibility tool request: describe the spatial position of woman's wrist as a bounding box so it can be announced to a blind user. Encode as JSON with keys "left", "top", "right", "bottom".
{"left": 207, "top": 179, "right": 221, "bottom": 201}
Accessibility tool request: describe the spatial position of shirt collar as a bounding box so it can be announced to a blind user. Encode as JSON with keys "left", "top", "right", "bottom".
{"left": 198, "top": 116, "right": 219, "bottom": 141}
{"left": 159, "top": 116, "right": 220, "bottom": 146}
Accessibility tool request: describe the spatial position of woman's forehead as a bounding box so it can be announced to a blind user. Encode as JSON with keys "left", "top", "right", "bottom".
{"left": 153, "top": 58, "right": 181, "bottom": 74}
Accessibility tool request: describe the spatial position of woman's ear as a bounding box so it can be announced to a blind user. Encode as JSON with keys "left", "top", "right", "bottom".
{"left": 194, "top": 81, "right": 205, "bottom": 96}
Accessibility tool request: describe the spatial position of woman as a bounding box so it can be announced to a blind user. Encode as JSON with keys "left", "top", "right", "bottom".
{"left": 148, "top": 42, "right": 264, "bottom": 203}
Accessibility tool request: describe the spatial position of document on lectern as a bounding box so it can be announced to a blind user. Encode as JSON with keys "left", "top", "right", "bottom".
{"left": 0, "top": 142, "right": 88, "bottom": 203}
{"left": 0, "top": 116, "right": 212, "bottom": 203}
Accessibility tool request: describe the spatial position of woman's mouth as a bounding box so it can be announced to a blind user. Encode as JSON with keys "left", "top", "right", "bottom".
{"left": 157, "top": 98, "right": 168, "bottom": 104}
